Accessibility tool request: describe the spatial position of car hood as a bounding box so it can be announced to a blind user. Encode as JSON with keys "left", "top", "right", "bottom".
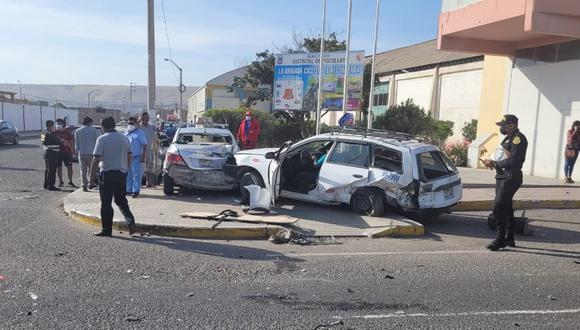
{"left": 235, "top": 148, "right": 278, "bottom": 156}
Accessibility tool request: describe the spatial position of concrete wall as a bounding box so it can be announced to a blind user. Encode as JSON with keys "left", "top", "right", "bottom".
{"left": 396, "top": 75, "right": 434, "bottom": 111}
{"left": 0, "top": 102, "right": 79, "bottom": 131}
{"left": 507, "top": 58, "right": 580, "bottom": 179}
{"left": 438, "top": 69, "right": 483, "bottom": 140}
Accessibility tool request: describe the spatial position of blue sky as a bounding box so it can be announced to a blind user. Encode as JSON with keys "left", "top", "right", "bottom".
{"left": 0, "top": 0, "right": 442, "bottom": 86}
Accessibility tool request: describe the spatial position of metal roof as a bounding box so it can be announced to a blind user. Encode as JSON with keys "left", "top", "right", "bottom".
{"left": 371, "top": 39, "right": 483, "bottom": 75}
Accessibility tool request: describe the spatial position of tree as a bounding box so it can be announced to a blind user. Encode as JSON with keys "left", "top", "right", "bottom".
{"left": 462, "top": 119, "right": 478, "bottom": 142}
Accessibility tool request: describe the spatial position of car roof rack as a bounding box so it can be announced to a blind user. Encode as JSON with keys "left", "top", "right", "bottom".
{"left": 330, "top": 126, "right": 426, "bottom": 142}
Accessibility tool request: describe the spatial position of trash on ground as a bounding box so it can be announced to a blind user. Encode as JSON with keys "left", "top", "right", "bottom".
{"left": 243, "top": 184, "right": 271, "bottom": 212}
{"left": 28, "top": 292, "right": 38, "bottom": 300}
{"left": 55, "top": 252, "right": 66, "bottom": 257}
{"left": 126, "top": 269, "right": 133, "bottom": 274}
{"left": 141, "top": 275, "right": 151, "bottom": 279}
{"left": 548, "top": 295, "right": 557, "bottom": 301}
{"left": 125, "top": 316, "right": 142, "bottom": 323}
{"left": 181, "top": 210, "right": 296, "bottom": 227}
{"left": 0, "top": 275, "right": 5, "bottom": 281}
{"left": 314, "top": 320, "right": 344, "bottom": 329}
{"left": 347, "top": 288, "right": 355, "bottom": 293}
{"left": 300, "top": 269, "right": 306, "bottom": 272}
{"left": 384, "top": 275, "right": 395, "bottom": 280}
{"left": 187, "top": 292, "right": 195, "bottom": 297}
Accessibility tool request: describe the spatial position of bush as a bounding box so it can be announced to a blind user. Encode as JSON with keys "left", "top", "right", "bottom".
{"left": 443, "top": 141, "right": 469, "bottom": 167}
{"left": 373, "top": 99, "right": 453, "bottom": 146}
{"left": 462, "top": 119, "right": 478, "bottom": 142}
{"left": 203, "top": 108, "right": 328, "bottom": 147}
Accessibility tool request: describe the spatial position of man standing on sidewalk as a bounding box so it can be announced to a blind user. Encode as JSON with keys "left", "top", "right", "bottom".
{"left": 236, "top": 111, "right": 261, "bottom": 150}
{"left": 483, "top": 115, "right": 528, "bottom": 251}
{"left": 139, "top": 112, "right": 157, "bottom": 187}
{"left": 124, "top": 117, "right": 147, "bottom": 198}
{"left": 89, "top": 116, "right": 137, "bottom": 237}
{"left": 42, "top": 120, "right": 61, "bottom": 191}
{"left": 74, "top": 117, "right": 99, "bottom": 192}
{"left": 54, "top": 118, "right": 77, "bottom": 188}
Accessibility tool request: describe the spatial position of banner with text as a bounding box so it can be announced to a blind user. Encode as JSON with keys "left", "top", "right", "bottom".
{"left": 273, "top": 51, "right": 365, "bottom": 112}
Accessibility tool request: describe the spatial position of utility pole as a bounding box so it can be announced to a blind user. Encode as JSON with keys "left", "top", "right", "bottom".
{"left": 316, "top": 0, "right": 327, "bottom": 135}
{"left": 147, "top": 0, "right": 156, "bottom": 119}
{"left": 164, "top": 58, "right": 186, "bottom": 123}
{"left": 367, "top": 0, "right": 381, "bottom": 129}
{"left": 342, "top": 0, "right": 353, "bottom": 115}
{"left": 17, "top": 80, "right": 22, "bottom": 99}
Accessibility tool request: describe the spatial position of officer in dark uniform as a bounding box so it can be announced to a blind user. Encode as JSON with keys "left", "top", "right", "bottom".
{"left": 483, "top": 114, "right": 528, "bottom": 251}
{"left": 43, "top": 120, "right": 62, "bottom": 191}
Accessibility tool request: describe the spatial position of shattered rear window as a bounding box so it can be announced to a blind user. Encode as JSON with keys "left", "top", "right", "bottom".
{"left": 176, "top": 133, "right": 231, "bottom": 145}
{"left": 418, "top": 151, "right": 456, "bottom": 181}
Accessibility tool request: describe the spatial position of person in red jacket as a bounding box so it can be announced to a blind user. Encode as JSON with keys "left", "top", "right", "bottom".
{"left": 237, "top": 111, "right": 261, "bottom": 150}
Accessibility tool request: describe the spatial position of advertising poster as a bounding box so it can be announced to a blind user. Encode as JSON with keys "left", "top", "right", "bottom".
{"left": 273, "top": 51, "right": 365, "bottom": 112}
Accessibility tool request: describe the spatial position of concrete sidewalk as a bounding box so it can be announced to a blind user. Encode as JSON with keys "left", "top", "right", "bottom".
{"left": 456, "top": 167, "right": 580, "bottom": 211}
{"left": 62, "top": 167, "right": 580, "bottom": 240}
{"left": 63, "top": 188, "right": 424, "bottom": 240}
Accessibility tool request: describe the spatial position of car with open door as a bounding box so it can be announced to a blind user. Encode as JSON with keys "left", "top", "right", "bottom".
{"left": 233, "top": 128, "right": 463, "bottom": 219}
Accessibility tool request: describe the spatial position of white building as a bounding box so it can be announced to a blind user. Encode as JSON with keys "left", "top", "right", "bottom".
{"left": 187, "top": 66, "right": 271, "bottom": 122}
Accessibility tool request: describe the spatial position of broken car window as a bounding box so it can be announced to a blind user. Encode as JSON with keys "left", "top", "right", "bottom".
{"left": 373, "top": 146, "right": 403, "bottom": 173}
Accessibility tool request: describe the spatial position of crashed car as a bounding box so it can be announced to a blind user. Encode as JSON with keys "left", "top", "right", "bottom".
{"left": 162, "top": 126, "right": 239, "bottom": 195}
{"left": 233, "top": 128, "right": 463, "bottom": 219}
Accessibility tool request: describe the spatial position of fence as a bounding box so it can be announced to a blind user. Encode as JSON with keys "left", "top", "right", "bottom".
{"left": 0, "top": 102, "right": 79, "bottom": 132}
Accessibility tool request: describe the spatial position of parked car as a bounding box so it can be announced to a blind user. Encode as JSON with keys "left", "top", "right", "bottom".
{"left": 232, "top": 128, "right": 463, "bottom": 219}
{"left": 162, "top": 126, "right": 240, "bottom": 195}
{"left": 0, "top": 120, "right": 19, "bottom": 145}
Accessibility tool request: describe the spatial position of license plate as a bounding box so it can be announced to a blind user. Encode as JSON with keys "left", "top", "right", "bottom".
{"left": 198, "top": 159, "right": 213, "bottom": 168}
{"left": 443, "top": 187, "right": 454, "bottom": 200}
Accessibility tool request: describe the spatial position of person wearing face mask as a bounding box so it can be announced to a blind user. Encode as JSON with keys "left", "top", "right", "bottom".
{"left": 53, "top": 118, "right": 77, "bottom": 188}
{"left": 483, "top": 115, "right": 528, "bottom": 251}
{"left": 564, "top": 121, "right": 580, "bottom": 183}
{"left": 236, "top": 111, "right": 261, "bottom": 150}
{"left": 124, "top": 117, "right": 148, "bottom": 198}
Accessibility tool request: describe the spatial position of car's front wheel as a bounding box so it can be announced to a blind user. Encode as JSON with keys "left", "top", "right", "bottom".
{"left": 351, "top": 188, "right": 385, "bottom": 217}
{"left": 239, "top": 171, "right": 265, "bottom": 204}
{"left": 163, "top": 174, "right": 174, "bottom": 196}
{"left": 13, "top": 135, "right": 18, "bottom": 145}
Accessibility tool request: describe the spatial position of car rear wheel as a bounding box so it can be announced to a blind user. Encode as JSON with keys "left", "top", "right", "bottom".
{"left": 239, "top": 171, "right": 265, "bottom": 205}
{"left": 351, "top": 188, "right": 385, "bottom": 217}
{"left": 163, "top": 174, "right": 174, "bottom": 196}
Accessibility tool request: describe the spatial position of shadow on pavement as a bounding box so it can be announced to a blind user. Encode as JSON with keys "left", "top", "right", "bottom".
{"left": 0, "top": 166, "right": 42, "bottom": 172}
{"left": 0, "top": 143, "right": 39, "bottom": 150}
{"left": 426, "top": 212, "right": 580, "bottom": 245}
{"left": 114, "top": 236, "right": 305, "bottom": 263}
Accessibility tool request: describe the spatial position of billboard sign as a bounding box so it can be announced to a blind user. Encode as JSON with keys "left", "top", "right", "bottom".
{"left": 273, "top": 51, "right": 365, "bottom": 112}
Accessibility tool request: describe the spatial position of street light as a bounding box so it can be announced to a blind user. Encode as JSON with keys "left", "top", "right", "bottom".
{"left": 164, "top": 58, "right": 186, "bottom": 122}
{"left": 88, "top": 89, "right": 101, "bottom": 119}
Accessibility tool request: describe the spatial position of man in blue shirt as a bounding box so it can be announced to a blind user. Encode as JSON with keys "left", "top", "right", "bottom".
{"left": 124, "top": 117, "right": 148, "bottom": 198}
{"left": 165, "top": 123, "right": 177, "bottom": 140}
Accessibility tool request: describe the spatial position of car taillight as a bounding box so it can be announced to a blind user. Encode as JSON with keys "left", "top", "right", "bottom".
{"left": 166, "top": 152, "right": 186, "bottom": 166}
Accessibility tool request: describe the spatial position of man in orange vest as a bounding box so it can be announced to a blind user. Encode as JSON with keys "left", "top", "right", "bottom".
{"left": 237, "top": 111, "right": 261, "bottom": 150}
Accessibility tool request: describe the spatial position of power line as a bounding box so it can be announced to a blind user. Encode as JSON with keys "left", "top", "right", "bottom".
{"left": 161, "top": 0, "right": 179, "bottom": 84}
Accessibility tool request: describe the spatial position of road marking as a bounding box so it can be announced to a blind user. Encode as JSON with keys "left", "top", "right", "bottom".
{"left": 338, "top": 308, "right": 580, "bottom": 320}
{"left": 268, "top": 250, "right": 484, "bottom": 258}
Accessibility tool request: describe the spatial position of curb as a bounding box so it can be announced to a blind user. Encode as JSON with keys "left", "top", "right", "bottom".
{"left": 67, "top": 209, "right": 281, "bottom": 240}
{"left": 372, "top": 223, "right": 425, "bottom": 238}
{"left": 453, "top": 199, "right": 580, "bottom": 212}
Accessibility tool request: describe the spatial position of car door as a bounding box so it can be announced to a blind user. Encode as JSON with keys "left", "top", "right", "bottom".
{"left": 317, "top": 141, "right": 371, "bottom": 203}
{"left": 268, "top": 141, "right": 293, "bottom": 203}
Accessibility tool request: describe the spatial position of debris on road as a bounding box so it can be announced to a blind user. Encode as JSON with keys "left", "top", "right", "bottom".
{"left": 0, "top": 275, "right": 5, "bottom": 281}
{"left": 314, "top": 319, "right": 344, "bottom": 329}
{"left": 54, "top": 252, "right": 67, "bottom": 257}
{"left": 548, "top": 295, "right": 557, "bottom": 301}
{"left": 126, "top": 269, "right": 133, "bottom": 274}
{"left": 347, "top": 288, "right": 355, "bottom": 293}
{"left": 187, "top": 292, "right": 195, "bottom": 297}
{"left": 384, "top": 275, "right": 395, "bottom": 280}
{"left": 125, "top": 316, "right": 142, "bottom": 323}
{"left": 141, "top": 275, "right": 151, "bottom": 279}
{"left": 28, "top": 292, "right": 38, "bottom": 300}
{"left": 269, "top": 229, "right": 341, "bottom": 246}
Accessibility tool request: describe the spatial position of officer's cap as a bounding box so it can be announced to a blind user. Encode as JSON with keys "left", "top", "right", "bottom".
{"left": 496, "top": 114, "right": 518, "bottom": 126}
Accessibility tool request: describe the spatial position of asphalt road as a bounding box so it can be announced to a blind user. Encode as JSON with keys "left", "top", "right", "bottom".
{"left": 1, "top": 139, "right": 580, "bottom": 329}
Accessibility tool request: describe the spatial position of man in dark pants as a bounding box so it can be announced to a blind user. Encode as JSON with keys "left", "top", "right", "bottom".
{"left": 483, "top": 114, "right": 528, "bottom": 251}
{"left": 89, "top": 117, "right": 137, "bottom": 237}
{"left": 43, "top": 120, "right": 61, "bottom": 191}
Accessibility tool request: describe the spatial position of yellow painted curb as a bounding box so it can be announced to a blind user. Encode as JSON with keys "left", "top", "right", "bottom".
{"left": 453, "top": 199, "right": 580, "bottom": 212}
{"left": 67, "top": 209, "right": 274, "bottom": 240}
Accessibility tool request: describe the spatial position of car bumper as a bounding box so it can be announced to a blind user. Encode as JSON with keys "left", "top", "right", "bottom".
{"left": 166, "top": 164, "right": 237, "bottom": 191}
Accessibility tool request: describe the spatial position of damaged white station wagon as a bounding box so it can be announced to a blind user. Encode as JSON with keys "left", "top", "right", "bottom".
{"left": 233, "top": 128, "right": 463, "bottom": 219}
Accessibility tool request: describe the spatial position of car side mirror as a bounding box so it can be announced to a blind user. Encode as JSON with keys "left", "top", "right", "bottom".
{"left": 265, "top": 152, "right": 276, "bottom": 159}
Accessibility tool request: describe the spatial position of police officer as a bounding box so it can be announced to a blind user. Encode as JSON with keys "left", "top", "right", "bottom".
{"left": 483, "top": 114, "right": 528, "bottom": 251}
{"left": 43, "top": 120, "right": 61, "bottom": 191}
